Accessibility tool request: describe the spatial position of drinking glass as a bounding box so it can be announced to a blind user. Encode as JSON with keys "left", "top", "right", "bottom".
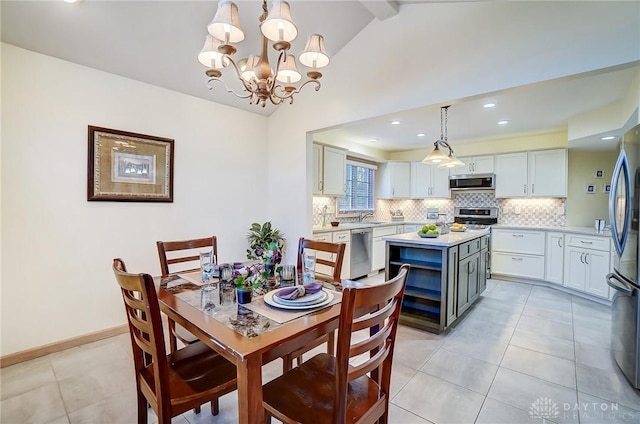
{"left": 280, "top": 264, "right": 296, "bottom": 287}
{"left": 220, "top": 265, "right": 233, "bottom": 282}
{"left": 219, "top": 282, "right": 236, "bottom": 307}
{"left": 201, "top": 284, "right": 216, "bottom": 315}
{"left": 200, "top": 249, "right": 215, "bottom": 282}
{"left": 302, "top": 251, "right": 316, "bottom": 284}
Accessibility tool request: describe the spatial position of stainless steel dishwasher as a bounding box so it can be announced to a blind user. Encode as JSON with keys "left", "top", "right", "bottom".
{"left": 350, "top": 228, "right": 372, "bottom": 279}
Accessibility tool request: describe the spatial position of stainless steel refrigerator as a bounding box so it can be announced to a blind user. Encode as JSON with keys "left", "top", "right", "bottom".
{"left": 607, "top": 123, "right": 640, "bottom": 389}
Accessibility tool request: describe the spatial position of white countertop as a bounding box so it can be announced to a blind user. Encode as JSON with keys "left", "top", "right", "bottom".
{"left": 383, "top": 228, "right": 491, "bottom": 247}
{"left": 491, "top": 224, "right": 612, "bottom": 238}
{"left": 312, "top": 221, "right": 402, "bottom": 233}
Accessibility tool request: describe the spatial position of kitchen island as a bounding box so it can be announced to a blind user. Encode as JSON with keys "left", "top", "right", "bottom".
{"left": 384, "top": 229, "right": 491, "bottom": 333}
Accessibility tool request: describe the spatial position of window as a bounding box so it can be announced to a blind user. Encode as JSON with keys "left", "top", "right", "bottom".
{"left": 338, "top": 160, "right": 376, "bottom": 213}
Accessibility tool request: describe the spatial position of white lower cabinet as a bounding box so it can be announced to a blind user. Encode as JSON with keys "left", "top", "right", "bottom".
{"left": 403, "top": 224, "right": 419, "bottom": 233}
{"left": 491, "top": 229, "right": 546, "bottom": 280}
{"left": 332, "top": 230, "right": 351, "bottom": 279}
{"left": 563, "top": 236, "right": 610, "bottom": 299}
{"left": 545, "top": 232, "right": 564, "bottom": 284}
{"left": 311, "top": 233, "right": 334, "bottom": 277}
{"left": 372, "top": 225, "right": 397, "bottom": 272}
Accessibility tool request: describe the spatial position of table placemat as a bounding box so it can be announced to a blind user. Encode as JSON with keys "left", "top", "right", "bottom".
{"left": 242, "top": 289, "right": 342, "bottom": 324}
{"left": 177, "top": 270, "right": 214, "bottom": 286}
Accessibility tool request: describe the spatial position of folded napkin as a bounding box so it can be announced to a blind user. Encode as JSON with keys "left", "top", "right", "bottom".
{"left": 275, "top": 283, "right": 322, "bottom": 300}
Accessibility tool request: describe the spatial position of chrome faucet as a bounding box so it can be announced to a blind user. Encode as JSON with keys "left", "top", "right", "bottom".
{"left": 359, "top": 211, "right": 375, "bottom": 222}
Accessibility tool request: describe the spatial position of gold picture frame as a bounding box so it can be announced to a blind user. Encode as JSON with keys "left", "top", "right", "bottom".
{"left": 87, "top": 126, "right": 174, "bottom": 202}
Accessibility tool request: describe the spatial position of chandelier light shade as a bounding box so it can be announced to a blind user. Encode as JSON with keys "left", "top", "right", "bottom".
{"left": 199, "top": 0, "right": 330, "bottom": 107}
{"left": 207, "top": 0, "right": 245, "bottom": 44}
{"left": 422, "top": 106, "right": 465, "bottom": 168}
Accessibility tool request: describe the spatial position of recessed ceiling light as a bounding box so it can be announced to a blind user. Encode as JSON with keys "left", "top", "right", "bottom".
{"left": 63, "top": 0, "right": 82, "bottom": 3}
{"left": 601, "top": 136, "right": 616, "bottom": 141}
{"left": 369, "top": 138, "right": 378, "bottom": 143}
{"left": 417, "top": 133, "right": 426, "bottom": 137}
{"left": 497, "top": 120, "right": 510, "bottom": 125}
{"left": 483, "top": 103, "right": 496, "bottom": 108}
{"left": 390, "top": 120, "right": 400, "bottom": 125}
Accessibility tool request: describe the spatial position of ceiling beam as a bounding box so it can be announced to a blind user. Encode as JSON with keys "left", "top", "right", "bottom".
{"left": 359, "top": 1, "right": 399, "bottom": 21}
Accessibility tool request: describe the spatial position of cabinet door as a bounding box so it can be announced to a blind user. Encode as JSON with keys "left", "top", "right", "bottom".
{"left": 479, "top": 248, "right": 488, "bottom": 294}
{"left": 450, "top": 157, "right": 473, "bottom": 176}
{"left": 585, "top": 250, "right": 610, "bottom": 298}
{"left": 333, "top": 231, "right": 351, "bottom": 279}
{"left": 545, "top": 232, "right": 564, "bottom": 284}
{"left": 372, "top": 237, "right": 385, "bottom": 271}
{"left": 563, "top": 247, "right": 587, "bottom": 291}
{"left": 528, "top": 149, "right": 567, "bottom": 197}
{"left": 411, "top": 161, "right": 431, "bottom": 198}
{"left": 312, "top": 144, "right": 323, "bottom": 195}
{"left": 467, "top": 252, "right": 480, "bottom": 303}
{"left": 322, "top": 146, "right": 346, "bottom": 196}
{"left": 457, "top": 256, "right": 471, "bottom": 315}
{"left": 403, "top": 224, "right": 419, "bottom": 233}
{"left": 446, "top": 247, "right": 459, "bottom": 326}
{"left": 431, "top": 166, "right": 451, "bottom": 198}
{"left": 495, "top": 152, "right": 528, "bottom": 198}
{"left": 472, "top": 155, "right": 495, "bottom": 174}
{"left": 390, "top": 162, "right": 411, "bottom": 198}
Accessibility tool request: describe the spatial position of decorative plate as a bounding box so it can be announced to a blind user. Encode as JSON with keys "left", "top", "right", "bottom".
{"left": 417, "top": 232, "right": 439, "bottom": 238}
{"left": 272, "top": 289, "right": 328, "bottom": 306}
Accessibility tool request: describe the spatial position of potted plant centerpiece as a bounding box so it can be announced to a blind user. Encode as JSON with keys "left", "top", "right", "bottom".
{"left": 233, "top": 263, "right": 265, "bottom": 304}
{"left": 246, "top": 222, "right": 286, "bottom": 278}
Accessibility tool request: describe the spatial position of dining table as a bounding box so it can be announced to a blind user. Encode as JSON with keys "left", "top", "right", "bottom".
{"left": 156, "top": 270, "right": 346, "bottom": 424}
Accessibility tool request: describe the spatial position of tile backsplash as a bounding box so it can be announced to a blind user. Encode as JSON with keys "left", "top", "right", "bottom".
{"left": 313, "top": 193, "right": 566, "bottom": 227}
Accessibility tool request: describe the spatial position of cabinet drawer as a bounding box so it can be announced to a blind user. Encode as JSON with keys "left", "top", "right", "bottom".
{"left": 459, "top": 238, "right": 481, "bottom": 259}
{"left": 565, "top": 234, "right": 610, "bottom": 252}
{"left": 312, "top": 234, "right": 332, "bottom": 243}
{"left": 373, "top": 226, "right": 397, "bottom": 238}
{"left": 492, "top": 252, "right": 545, "bottom": 280}
{"left": 481, "top": 235, "right": 490, "bottom": 250}
{"left": 491, "top": 229, "right": 545, "bottom": 255}
{"left": 332, "top": 231, "right": 350, "bottom": 243}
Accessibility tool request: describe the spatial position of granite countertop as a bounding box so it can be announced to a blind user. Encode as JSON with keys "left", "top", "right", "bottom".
{"left": 383, "top": 228, "right": 491, "bottom": 247}
{"left": 491, "top": 224, "right": 612, "bottom": 238}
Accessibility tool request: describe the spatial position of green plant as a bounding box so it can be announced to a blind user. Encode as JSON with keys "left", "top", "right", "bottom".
{"left": 246, "top": 221, "right": 286, "bottom": 263}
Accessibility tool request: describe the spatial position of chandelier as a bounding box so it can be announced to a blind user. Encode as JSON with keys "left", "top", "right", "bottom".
{"left": 198, "top": 0, "right": 330, "bottom": 107}
{"left": 422, "top": 106, "right": 465, "bottom": 168}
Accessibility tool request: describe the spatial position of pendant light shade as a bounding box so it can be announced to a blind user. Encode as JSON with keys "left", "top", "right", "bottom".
{"left": 261, "top": 1, "right": 298, "bottom": 42}
{"left": 422, "top": 144, "right": 450, "bottom": 164}
{"left": 276, "top": 55, "right": 302, "bottom": 83}
{"left": 198, "top": 35, "right": 229, "bottom": 69}
{"left": 437, "top": 154, "right": 465, "bottom": 168}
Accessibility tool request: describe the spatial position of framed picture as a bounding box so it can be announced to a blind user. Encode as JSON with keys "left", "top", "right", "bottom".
{"left": 585, "top": 184, "right": 596, "bottom": 194}
{"left": 595, "top": 169, "right": 604, "bottom": 178}
{"left": 604, "top": 183, "right": 611, "bottom": 193}
{"left": 87, "top": 126, "right": 174, "bottom": 202}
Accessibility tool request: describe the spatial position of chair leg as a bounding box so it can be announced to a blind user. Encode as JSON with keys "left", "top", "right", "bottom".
{"left": 295, "top": 355, "right": 302, "bottom": 367}
{"left": 167, "top": 319, "right": 178, "bottom": 353}
{"left": 264, "top": 410, "right": 272, "bottom": 423}
{"left": 211, "top": 399, "right": 220, "bottom": 416}
{"left": 137, "top": 391, "right": 148, "bottom": 424}
{"left": 282, "top": 354, "right": 293, "bottom": 372}
{"left": 194, "top": 405, "right": 201, "bottom": 414}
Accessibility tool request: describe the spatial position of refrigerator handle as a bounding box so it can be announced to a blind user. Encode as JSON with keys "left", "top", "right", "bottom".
{"left": 609, "top": 150, "right": 631, "bottom": 257}
{"left": 607, "top": 272, "right": 634, "bottom": 296}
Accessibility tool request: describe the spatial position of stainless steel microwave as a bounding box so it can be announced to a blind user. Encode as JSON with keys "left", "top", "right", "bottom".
{"left": 449, "top": 173, "right": 495, "bottom": 191}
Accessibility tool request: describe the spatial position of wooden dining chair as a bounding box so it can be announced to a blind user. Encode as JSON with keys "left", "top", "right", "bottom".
{"left": 263, "top": 264, "right": 410, "bottom": 424}
{"left": 156, "top": 236, "right": 218, "bottom": 353}
{"left": 112, "top": 258, "right": 237, "bottom": 424}
{"left": 280, "top": 237, "right": 346, "bottom": 371}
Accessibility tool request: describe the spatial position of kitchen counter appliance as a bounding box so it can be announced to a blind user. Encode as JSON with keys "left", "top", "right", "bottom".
{"left": 607, "top": 123, "right": 640, "bottom": 390}
{"left": 350, "top": 228, "right": 372, "bottom": 279}
{"left": 454, "top": 207, "right": 499, "bottom": 229}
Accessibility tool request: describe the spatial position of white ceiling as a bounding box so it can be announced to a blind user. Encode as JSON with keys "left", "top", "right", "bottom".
{"left": 2, "top": 1, "right": 639, "bottom": 151}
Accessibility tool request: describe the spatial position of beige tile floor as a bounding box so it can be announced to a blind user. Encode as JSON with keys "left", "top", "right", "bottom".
{"left": 3, "top": 277, "right": 640, "bottom": 424}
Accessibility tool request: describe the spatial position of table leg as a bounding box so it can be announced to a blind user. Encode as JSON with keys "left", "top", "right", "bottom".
{"left": 237, "top": 355, "right": 263, "bottom": 424}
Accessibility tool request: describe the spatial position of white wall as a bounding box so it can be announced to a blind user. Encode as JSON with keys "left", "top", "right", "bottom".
{"left": 1, "top": 44, "right": 269, "bottom": 355}
{"left": 267, "top": 1, "right": 640, "bottom": 261}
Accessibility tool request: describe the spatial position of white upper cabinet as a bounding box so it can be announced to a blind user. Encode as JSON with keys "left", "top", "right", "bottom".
{"left": 320, "top": 145, "right": 346, "bottom": 196}
{"left": 312, "top": 144, "right": 323, "bottom": 195}
{"left": 495, "top": 152, "right": 528, "bottom": 197}
{"left": 450, "top": 155, "right": 494, "bottom": 176}
{"left": 410, "top": 162, "right": 450, "bottom": 198}
{"left": 495, "top": 149, "right": 567, "bottom": 198}
{"left": 378, "top": 161, "right": 411, "bottom": 199}
{"left": 528, "top": 149, "right": 567, "bottom": 197}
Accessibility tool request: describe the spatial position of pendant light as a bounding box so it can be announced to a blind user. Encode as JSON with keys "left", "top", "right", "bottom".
{"left": 422, "top": 106, "right": 465, "bottom": 168}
